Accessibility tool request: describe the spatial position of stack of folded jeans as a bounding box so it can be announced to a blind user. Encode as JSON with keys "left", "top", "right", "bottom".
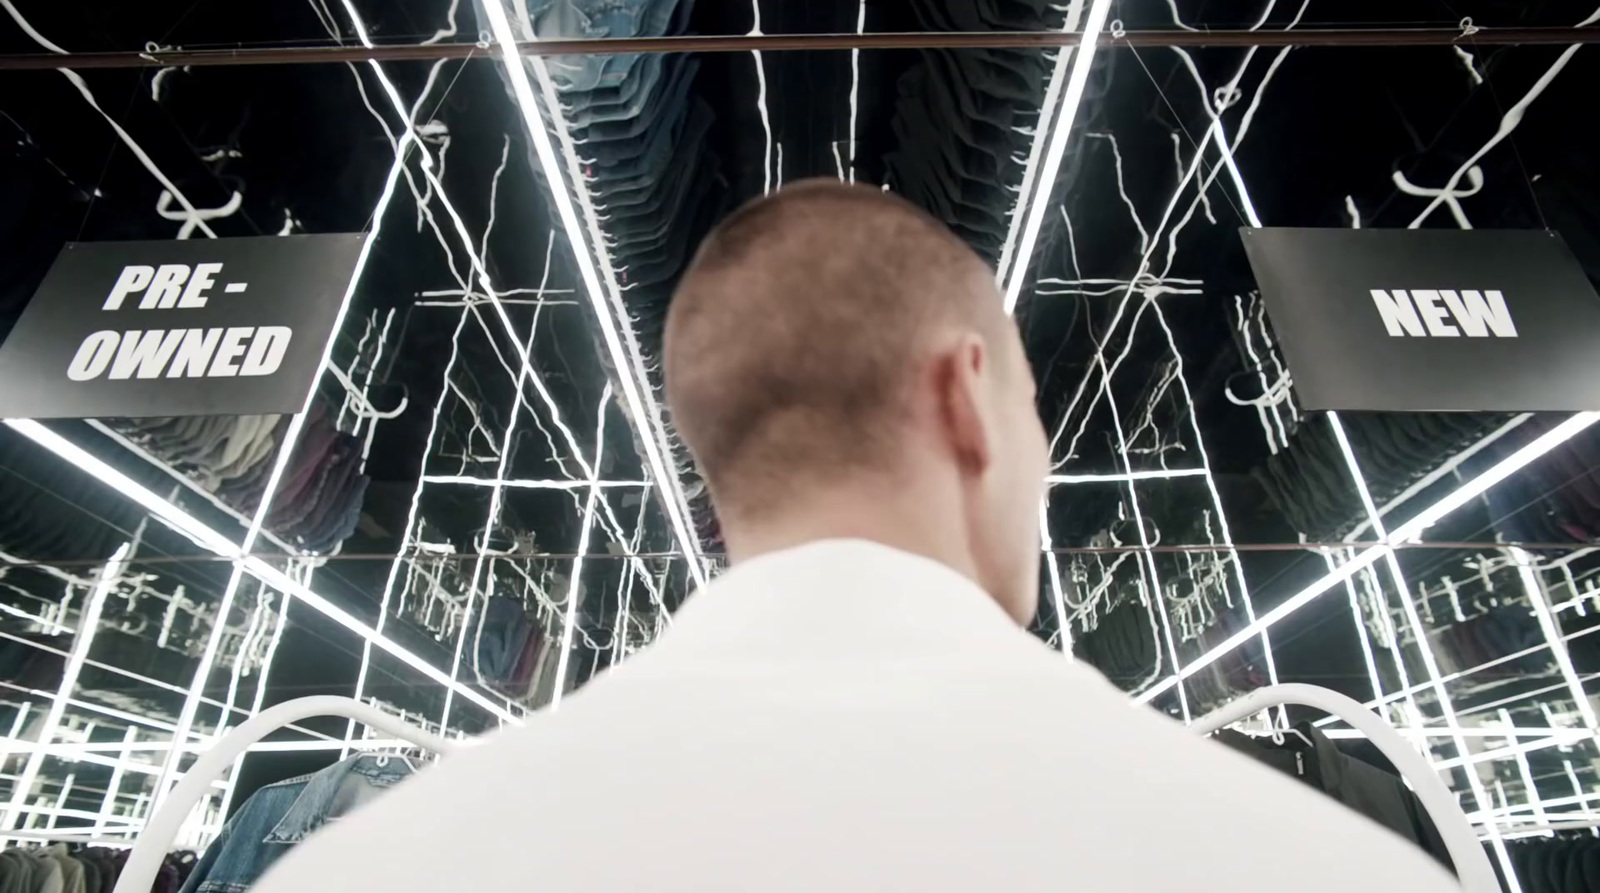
{"left": 882, "top": 0, "right": 1067, "bottom": 263}
{"left": 1251, "top": 412, "right": 1512, "bottom": 539}
{"left": 528, "top": 0, "right": 728, "bottom": 337}
{"left": 110, "top": 402, "right": 368, "bottom": 555}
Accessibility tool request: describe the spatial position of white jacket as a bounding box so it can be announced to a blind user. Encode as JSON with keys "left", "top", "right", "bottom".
{"left": 253, "top": 539, "right": 1461, "bottom": 892}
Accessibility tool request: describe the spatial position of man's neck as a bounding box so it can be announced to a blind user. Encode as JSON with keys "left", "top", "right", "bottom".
{"left": 722, "top": 491, "right": 979, "bottom": 589}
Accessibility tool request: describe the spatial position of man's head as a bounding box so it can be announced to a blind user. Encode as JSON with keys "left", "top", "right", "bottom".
{"left": 664, "top": 179, "right": 1049, "bottom": 623}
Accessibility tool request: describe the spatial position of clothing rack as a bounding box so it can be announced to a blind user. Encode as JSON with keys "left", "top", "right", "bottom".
{"left": 113, "top": 697, "right": 456, "bottom": 893}
{"left": 1192, "top": 683, "right": 1497, "bottom": 893}
{"left": 117, "top": 686, "right": 1493, "bottom": 893}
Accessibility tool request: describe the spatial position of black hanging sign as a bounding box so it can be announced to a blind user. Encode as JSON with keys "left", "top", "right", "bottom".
{"left": 1241, "top": 227, "right": 1600, "bottom": 412}
{"left": 0, "top": 234, "right": 366, "bottom": 419}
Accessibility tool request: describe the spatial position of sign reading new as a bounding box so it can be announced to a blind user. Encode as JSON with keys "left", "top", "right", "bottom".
{"left": 0, "top": 234, "right": 366, "bottom": 419}
{"left": 1241, "top": 228, "right": 1600, "bottom": 412}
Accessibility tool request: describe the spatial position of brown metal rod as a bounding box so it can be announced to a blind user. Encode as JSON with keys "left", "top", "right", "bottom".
{"left": 1, "top": 540, "right": 1587, "bottom": 568}
{"left": 1, "top": 27, "right": 1597, "bottom": 71}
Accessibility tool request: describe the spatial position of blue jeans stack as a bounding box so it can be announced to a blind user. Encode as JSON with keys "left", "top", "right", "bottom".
{"left": 882, "top": 0, "right": 1070, "bottom": 263}
{"left": 530, "top": 0, "right": 727, "bottom": 306}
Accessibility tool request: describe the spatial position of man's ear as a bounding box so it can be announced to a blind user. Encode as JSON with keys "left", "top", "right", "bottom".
{"left": 933, "top": 333, "right": 994, "bottom": 475}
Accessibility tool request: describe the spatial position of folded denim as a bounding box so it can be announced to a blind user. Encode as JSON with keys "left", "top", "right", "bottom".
{"left": 889, "top": 121, "right": 1014, "bottom": 220}
{"left": 569, "top": 56, "right": 698, "bottom": 142}
{"left": 560, "top": 52, "right": 667, "bottom": 127}
{"left": 295, "top": 473, "right": 369, "bottom": 554}
{"left": 606, "top": 161, "right": 716, "bottom": 250}
{"left": 476, "top": 595, "right": 531, "bottom": 681}
{"left": 918, "top": 51, "right": 1024, "bottom": 132}
{"left": 617, "top": 174, "right": 726, "bottom": 288}
{"left": 588, "top": 98, "right": 714, "bottom": 201}
{"left": 579, "top": 92, "right": 694, "bottom": 178}
{"left": 527, "top": 0, "right": 689, "bottom": 93}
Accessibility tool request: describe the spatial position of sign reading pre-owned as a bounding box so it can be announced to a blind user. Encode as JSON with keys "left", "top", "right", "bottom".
{"left": 1241, "top": 228, "right": 1600, "bottom": 412}
{"left": 0, "top": 234, "right": 366, "bottom": 419}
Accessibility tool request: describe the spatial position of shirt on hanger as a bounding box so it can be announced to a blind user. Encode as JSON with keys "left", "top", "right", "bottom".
{"left": 250, "top": 539, "right": 1461, "bottom": 893}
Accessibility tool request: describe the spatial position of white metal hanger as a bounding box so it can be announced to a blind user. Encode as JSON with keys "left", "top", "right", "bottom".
{"left": 120, "top": 685, "right": 1497, "bottom": 893}
{"left": 114, "top": 696, "right": 455, "bottom": 893}
{"left": 1192, "top": 683, "right": 1498, "bottom": 893}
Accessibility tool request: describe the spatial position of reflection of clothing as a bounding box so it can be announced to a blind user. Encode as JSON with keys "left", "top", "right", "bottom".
{"left": 180, "top": 755, "right": 413, "bottom": 893}
{"left": 253, "top": 540, "right": 1459, "bottom": 893}
{"left": 108, "top": 401, "right": 370, "bottom": 555}
{"left": 1497, "top": 836, "right": 1600, "bottom": 893}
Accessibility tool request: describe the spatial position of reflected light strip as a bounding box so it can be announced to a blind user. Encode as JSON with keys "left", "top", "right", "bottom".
{"left": 1047, "top": 468, "right": 1209, "bottom": 484}
{"left": 477, "top": 0, "right": 706, "bottom": 587}
{"left": 421, "top": 474, "right": 649, "bottom": 490}
{"left": 1, "top": 419, "right": 515, "bottom": 723}
{"left": 1511, "top": 546, "right": 1600, "bottom": 732}
{"left": 1137, "top": 411, "right": 1600, "bottom": 703}
{"left": 1, "top": 542, "right": 128, "bottom": 833}
{"left": 1001, "top": 0, "right": 1114, "bottom": 314}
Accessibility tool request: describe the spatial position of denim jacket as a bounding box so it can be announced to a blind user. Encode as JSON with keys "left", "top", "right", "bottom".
{"left": 180, "top": 754, "right": 415, "bottom": 893}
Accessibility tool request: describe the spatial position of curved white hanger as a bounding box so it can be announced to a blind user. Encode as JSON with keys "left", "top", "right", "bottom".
{"left": 1192, "top": 683, "right": 1497, "bottom": 893}
{"left": 114, "top": 696, "right": 455, "bottom": 893}
{"left": 119, "top": 687, "right": 1496, "bottom": 893}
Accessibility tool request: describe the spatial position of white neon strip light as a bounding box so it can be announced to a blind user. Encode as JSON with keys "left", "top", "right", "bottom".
{"left": 1328, "top": 548, "right": 1386, "bottom": 704}
{"left": 1, "top": 543, "right": 128, "bottom": 834}
{"left": 1046, "top": 468, "right": 1208, "bottom": 484}
{"left": 91, "top": 727, "right": 137, "bottom": 837}
{"left": 846, "top": 0, "right": 865, "bottom": 183}
{"left": 995, "top": 0, "right": 1091, "bottom": 287}
{"left": 421, "top": 474, "right": 649, "bottom": 490}
{"left": 442, "top": 313, "right": 542, "bottom": 729}
{"left": 1344, "top": 414, "right": 1532, "bottom": 542}
{"left": 154, "top": 228, "right": 388, "bottom": 805}
{"left": 333, "top": 4, "right": 684, "bottom": 606}
{"left": 1038, "top": 498, "right": 1070, "bottom": 652}
{"left": 351, "top": 304, "right": 471, "bottom": 745}
{"left": 1511, "top": 547, "right": 1600, "bottom": 732}
{"left": 477, "top": 0, "right": 707, "bottom": 586}
{"left": 1499, "top": 709, "right": 1554, "bottom": 833}
{"left": 1138, "top": 412, "right": 1600, "bottom": 702}
{"left": 1002, "top": 0, "right": 1114, "bottom": 314}
{"left": 1344, "top": 625, "right": 1600, "bottom": 724}
{"left": 1, "top": 418, "right": 516, "bottom": 725}
{"left": 333, "top": 3, "right": 677, "bottom": 729}
{"left": 1328, "top": 412, "right": 1502, "bottom": 843}
{"left": 551, "top": 384, "right": 612, "bottom": 710}
{"left": 1147, "top": 301, "right": 1285, "bottom": 710}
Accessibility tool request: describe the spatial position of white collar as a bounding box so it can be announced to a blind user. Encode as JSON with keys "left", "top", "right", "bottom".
{"left": 641, "top": 539, "right": 1053, "bottom": 665}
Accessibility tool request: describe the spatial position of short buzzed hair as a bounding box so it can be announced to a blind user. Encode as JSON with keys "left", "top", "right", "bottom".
{"left": 664, "top": 179, "right": 1003, "bottom": 519}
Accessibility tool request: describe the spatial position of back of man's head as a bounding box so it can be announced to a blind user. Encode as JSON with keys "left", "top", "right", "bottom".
{"left": 664, "top": 179, "right": 1006, "bottom": 522}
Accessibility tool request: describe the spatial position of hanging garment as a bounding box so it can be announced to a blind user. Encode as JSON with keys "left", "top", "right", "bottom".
{"left": 250, "top": 540, "right": 1460, "bottom": 893}
{"left": 1215, "top": 722, "right": 1452, "bottom": 871}
{"left": 179, "top": 754, "right": 413, "bottom": 893}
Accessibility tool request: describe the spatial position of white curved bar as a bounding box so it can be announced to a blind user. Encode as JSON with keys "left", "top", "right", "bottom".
{"left": 1192, "top": 683, "right": 1496, "bottom": 893}
{"left": 115, "top": 696, "right": 456, "bottom": 893}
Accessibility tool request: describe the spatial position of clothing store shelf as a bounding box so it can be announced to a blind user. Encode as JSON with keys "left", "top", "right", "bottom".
{"left": 1193, "top": 683, "right": 1497, "bottom": 893}
{"left": 115, "top": 696, "right": 453, "bottom": 893}
{"left": 83, "top": 422, "right": 300, "bottom": 556}
{"left": 85, "top": 421, "right": 300, "bottom": 557}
